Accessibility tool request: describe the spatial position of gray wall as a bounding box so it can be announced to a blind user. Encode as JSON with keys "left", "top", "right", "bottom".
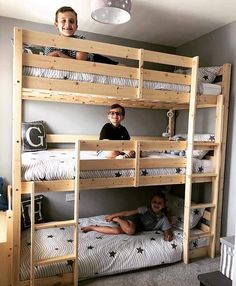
{"left": 177, "top": 22, "right": 236, "bottom": 236}
{"left": 0, "top": 16, "right": 176, "bottom": 218}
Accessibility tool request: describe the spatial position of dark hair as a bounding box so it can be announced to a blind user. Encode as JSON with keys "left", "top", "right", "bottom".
{"left": 55, "top": 6, "right": 78, "bottom": 24}
{"left": 109, "top": 104, "right": 125, "bottom": 116}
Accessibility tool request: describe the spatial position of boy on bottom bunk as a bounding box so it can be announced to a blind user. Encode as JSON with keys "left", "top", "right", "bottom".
{"left": 81, "top": 193, "right": 173, "bottom": 241}
{"left": 98, "top": 103, "right": 135, "bottom": 159}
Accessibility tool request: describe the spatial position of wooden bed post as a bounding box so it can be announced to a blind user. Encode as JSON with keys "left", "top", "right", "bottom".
{"left": 214, "top": 64, "right": 231, "bottom": 253}
{"left": 138, "top": 49, "right": 144, "bottom": 99}
{"left": 183, "top": 56, "right": 199, "bottom": 264}
{"left": 12, "top": 27, "right": 23, "bottom": 286}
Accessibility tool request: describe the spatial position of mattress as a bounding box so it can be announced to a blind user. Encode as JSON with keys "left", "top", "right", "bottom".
{"left": 21, "top": 150, "right": 213, "bottom": 181}
{"left": 23, "top": 66, "right": 221, "bottom": 95}
{"left": 20, "top": 215, "right": 208, "bottom": 281}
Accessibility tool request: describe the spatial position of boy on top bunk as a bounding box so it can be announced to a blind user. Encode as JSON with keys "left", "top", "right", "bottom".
{"left": 98, "top": 103, "right": 135, "bottom": 159}
{"left": 45, "top": 6, "right": 118, "bottom": 65}
{"left": 81, "top": 192, "right": 174, "bottom": 242}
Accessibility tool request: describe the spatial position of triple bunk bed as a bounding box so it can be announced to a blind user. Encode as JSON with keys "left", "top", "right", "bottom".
{"left": 11, "top": 27, "right": 231, "bottom": 285}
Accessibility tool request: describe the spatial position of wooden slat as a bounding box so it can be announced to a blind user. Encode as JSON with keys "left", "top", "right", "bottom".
{"left": 139, "top": 175, "right": 185, "bottom": 186}
{"left": 190, "top": 232, "right": 212, "bottom": 241}
{"left": 80, "top": 177, "right": 135, "bottom": 189}
{"left": 191, "top": 203, "right": 215, "bottom": 209}
{"left": 203, "top": 210, "right": 211, "bottom": 221}
{"left": 143, "top": 69, "right": 191, "bottom": 85}
{"left": 199, "top": 223, "right": 210, "bottom": 233}
{"left": 142, "top": 89, "right": 190, "bottom": 103}
{"left": 34, "top": 254, "right": 75, "bottom": 266}
{"left": 140, "top": 158, "right": 186, "bottom": 168}
{"left": 144, "top": 50, "right": 193, "bottom": 68}
{"left": 22, "top": 76, "right": 138, "bottom": 98}
{"left": 23, "top": 54, "right": 138, "bottom": 79}
{"left": 140, "top": 140, "right": 186, "bottom": 151}
{"left": 22, "top": 29, "right": 139, "bottom": 60}
{"left": 35, "top": 220, "right": 76, "bottom": 230}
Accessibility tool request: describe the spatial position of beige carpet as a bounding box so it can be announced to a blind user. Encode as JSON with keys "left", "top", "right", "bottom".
{"left": 78, "top": 256, "right": 220, "bottom": 286}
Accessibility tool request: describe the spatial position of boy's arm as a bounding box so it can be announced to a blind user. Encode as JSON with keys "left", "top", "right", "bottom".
{"left": 76, "top": 51, "right": 88, "bottom": 61}
{"left": 105, "top": 209, "right": 138, "bottom": 222}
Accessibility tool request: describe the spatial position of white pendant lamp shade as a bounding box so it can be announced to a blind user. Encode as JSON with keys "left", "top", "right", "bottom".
{"left": 91, "top": 0, "right": 132, "bottom": 24}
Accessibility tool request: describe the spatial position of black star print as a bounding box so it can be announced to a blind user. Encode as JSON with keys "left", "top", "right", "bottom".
{"left": 55, "top": 247, "right": 59, "bottom": 250}
{"left": 47, "top": 235, "right": 54, "bottom": 238}
{"left": 161, "top": 261, "right": 165, "bottom": 264}
{"left": 171, "top": 243, "right": 177, "bottom": 249}
{"left": 150, "top": 237, "right": 156, "bottom": 241}
{"left": 194, "top": 209, "right": 200, "bottom": 215}
{"left": 193, "top": 241, "right": 198, "bottom": 248}
{"left": 141, "top": 169, "right": 148, "bottom": 176}
{"left": 67, "top": 239, "right": 73, "bottom": 243}
{"left": 67, "top": 260, "right": 74, "bottom": 267}
{"left": 87, "top": 245, "right": 94, "bottom": 250}
{"left": 115, "top": 171, "right": 122, "bottom": 177}
{"left": 27, "top": 242, "right": 31, "bottom": 246}
{"left": 137, "top": 247, "right": 144, "bottom": 254}
{"left": 60, "top": 227, "right": 65, "bottom": 230}
{"left": 155, "top": 231, "right": 161, "bottom": 234}
{"left": 109, "top": 251, "right": 116, "bottom": 258}
{"left": 175, "top": 168, "right": 182, "bottom": 174}
{"left": 96, "top": 236, "right": 103, "bottom": 239}
{"left": 60, "top": 161, "right": 64, "bottom": 163}
{"left": 209, "top": 135, "right": 215, "bottom": 141}
{"left": 203, "top": 75, "right": 209, "bottom": 81}
{"left": 49, "top": 155, "right": 56, "bottom": 158}
{"left": 177, "top": 216, "right": 183, "bottom": 222}
{"left": 198, "top": 166, "right": 204, "bottom": 173}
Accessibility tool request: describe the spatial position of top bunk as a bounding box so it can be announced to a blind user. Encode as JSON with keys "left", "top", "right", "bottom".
{"left": 13, "top": 28, "right": 230, "bottom": 110}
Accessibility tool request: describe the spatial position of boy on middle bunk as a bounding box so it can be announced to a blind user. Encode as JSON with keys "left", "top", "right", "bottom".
{"left": 98, "top": 103, "right": 135, "bottom": 159}
{"left": 82, "top": 192, "right": 173, "bottom": 242}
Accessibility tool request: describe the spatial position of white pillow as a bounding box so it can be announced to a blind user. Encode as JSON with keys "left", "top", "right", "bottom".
{"left": 170, "top": 134, "right": 215, "bottom": 159}
{"left": 175, "top": 66, "right": 221, "bottom": 83}
{"left": 166, "top": 193, "right": 205, "bottom": 230}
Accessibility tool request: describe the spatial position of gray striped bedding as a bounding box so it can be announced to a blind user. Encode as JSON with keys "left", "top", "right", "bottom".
{"left": 21, "top": 150, "right": 213, "bottom": 181}
{"left": 20, "top": 215, "right": 207, "bottom": 281}
{"left": 22, "top": 66, "right": 222, "bottom": 95}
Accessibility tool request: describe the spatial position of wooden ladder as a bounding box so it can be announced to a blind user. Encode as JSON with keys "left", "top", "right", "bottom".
{"left": 183, "top": 63, "right": 231, "bottom": 263}
{"left": 29, "top": 140, "right": 80, "bottom": 285}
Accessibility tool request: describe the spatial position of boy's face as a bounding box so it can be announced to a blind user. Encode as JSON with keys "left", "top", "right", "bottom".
{"left": 150, "top": 196, "right": 165, "bottom": 215}
{"left": 108, "top": 107, "right": 124, "bottom": 127}
{"left": 55, "top": 11, "right": 78, "bottom": 37}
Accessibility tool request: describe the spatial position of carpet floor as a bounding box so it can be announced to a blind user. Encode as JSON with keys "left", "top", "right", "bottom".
{"left": 78, "top": 256, "right": 220, "bottom": 286}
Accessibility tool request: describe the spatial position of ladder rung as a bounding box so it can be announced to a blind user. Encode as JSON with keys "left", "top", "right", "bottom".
{"left": 191, "top": 203, "right": 215, "bottom": 209}
{"left": 35, "top": 220, "right": 76, "bottom": 230}
{"left": 34, "top": 254, "right": 75, "bottom": 266}
{"left": 192, "top": 173, "right": 217, "bottom": 178}
{"left": 190, "top": 232, "right": 213, "bottom": 241}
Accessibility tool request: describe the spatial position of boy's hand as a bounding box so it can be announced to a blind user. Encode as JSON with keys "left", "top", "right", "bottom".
{"left": 105, "top": 214, "right": 115, "bottom": 222}
{"left": 47, "top": 50, "right": 69, "bottom": 58}
{"left": 164, "top": 230, "right": 173, "bottom": 241}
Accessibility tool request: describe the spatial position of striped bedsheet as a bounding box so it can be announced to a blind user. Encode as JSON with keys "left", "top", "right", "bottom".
{"left": 23, "top": 66, "right": 221, "bottom": 95}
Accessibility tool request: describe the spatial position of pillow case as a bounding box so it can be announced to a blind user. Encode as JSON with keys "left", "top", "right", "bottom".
{"left": 166, "top": 193, "right": 205, "bottom": 229}
{"left": 0, "top": 177, "right": 8, "bottom": 211}
{"left": 22, "top": 121, "right": 47, "bottom": 152}
{"left": 21, "top": 194, "right": 44, "bottom": 230}
{"left": 170, "top": 133, "right": 215, "bottom": 159}
{"left": 175, "top": 66, "right": 221, "bottom": 83}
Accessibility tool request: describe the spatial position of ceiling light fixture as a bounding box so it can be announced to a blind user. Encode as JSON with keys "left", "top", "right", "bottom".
{"left": 91, "top": 0, "right": 132, "bottom": 24}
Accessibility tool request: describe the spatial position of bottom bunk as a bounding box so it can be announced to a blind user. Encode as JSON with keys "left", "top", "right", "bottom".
{"left": 19, "top": 213, "right": 209, "bottom": 284}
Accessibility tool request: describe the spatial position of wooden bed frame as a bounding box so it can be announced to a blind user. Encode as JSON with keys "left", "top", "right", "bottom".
{"left": 10, "top": 27, "right": 231, "bottom": 285}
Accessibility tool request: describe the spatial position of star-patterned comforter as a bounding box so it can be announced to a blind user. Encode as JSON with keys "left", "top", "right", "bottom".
{"left": 20, "top": 215, "right": 183, "bottom": 281}
{"left": 21, "top": 150, "right": 213, "bottom": 181}
{"left": 20, "top": 215, "right": 209, "bottom": 281}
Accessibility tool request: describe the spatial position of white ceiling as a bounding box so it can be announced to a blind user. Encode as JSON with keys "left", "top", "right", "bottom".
{"left": 1, "top": 0, "right": 236, "bottom": 47}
